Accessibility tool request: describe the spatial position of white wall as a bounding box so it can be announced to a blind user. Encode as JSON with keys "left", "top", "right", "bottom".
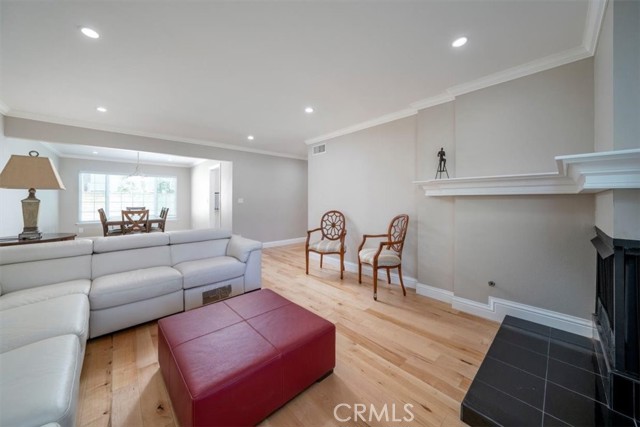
{"left": 4, "top": 117, "right": 308, "bottom": 243}
{"left": 191, "top": 159, "right": 232, "bottom": 230}
{"left": 0, "top": 116, "right": 60, "bottom": 236}
{"left": 56, "top": 156, "right": 191, "bottom": 237}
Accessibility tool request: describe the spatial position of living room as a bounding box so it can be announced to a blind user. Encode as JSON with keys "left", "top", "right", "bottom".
{"left": 1, "top": 1, "right": 639, "bottom": 426}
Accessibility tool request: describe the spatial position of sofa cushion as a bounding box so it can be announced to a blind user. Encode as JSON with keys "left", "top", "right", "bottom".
{"left": 0, "top": 279, "right": 91, "bottom": 311}
{"left": 92, "top": 233, "right": 170, "bottom": 253}
{"left": 174, "top": 257, "right": 246, "bottom": 290}
{"left": 0, "top": 294, "right": 90, "bottom": 353}
{"left": 227, "top": 235, "right": 263, "bottom": 262}
{"left": 0, "top": 240, "right": 93, "bottom": 294}
{"left": 92, "top": 245, "right": 172, "bottom": 279}
{"left": 90, "top": 266, "right": 183, "bottom": 310}
{"left": 168, "top": 228, "right": 232, "bottom": 245}
{"left": 0, "top": 239, "right": 93, "bottom": 265}
{"left": 170, "top": 240, "right": 230, "bottom": 266}
{"left": 0, "top": 335, "right": 82, "bottom": 427}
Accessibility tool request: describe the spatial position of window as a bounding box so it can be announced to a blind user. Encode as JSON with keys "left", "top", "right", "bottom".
{"left": 79, "top": 173, "right": 177, "bottom": 222}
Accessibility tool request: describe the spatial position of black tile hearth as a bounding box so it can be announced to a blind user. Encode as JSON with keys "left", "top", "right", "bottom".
{"left": 487, "top": 338, "right": 548, "bottom": 378}
{"left": 549, "top": 339, "right": 601, "bottom": 375}
{"left": 461, "top": 316, "right": 636, "bottom": 427}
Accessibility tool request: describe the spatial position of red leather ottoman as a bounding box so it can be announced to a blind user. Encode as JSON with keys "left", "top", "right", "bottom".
{"left": 158, "top": 289, "right": 335, "bottom": 427}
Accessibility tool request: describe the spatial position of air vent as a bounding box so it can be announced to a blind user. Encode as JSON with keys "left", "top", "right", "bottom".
{"left": 312, "top": 144, "right": 326, "bottom": 155}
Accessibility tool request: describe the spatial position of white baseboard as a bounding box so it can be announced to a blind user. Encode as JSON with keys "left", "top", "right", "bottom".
{"left": 308, "top": 253, "right": 417, "bottom": 289}
{"left": 416, "top": 283, "right": 593, "bottom": 337}
{"left": 262, "top": 237, "right": 306, "bottom": 248}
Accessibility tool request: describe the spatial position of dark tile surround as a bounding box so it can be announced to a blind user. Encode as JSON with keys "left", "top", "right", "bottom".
{"left": 461, "top": 316, "right": 637, "bottom": 427}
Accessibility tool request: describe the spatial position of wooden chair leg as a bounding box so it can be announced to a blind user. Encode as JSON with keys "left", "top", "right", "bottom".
{"left": 358, "top": 260, "right": 362, "bottom": 283}
{"left": 397, "top": 264, "right": 407, "bottom": 296}
{"left": 373, "top": 265, "right": 378, "bottom": 301}
{"left": 320, "top": 254, "right": 324, "bottom": 269}
{"left": 386, "top": 268, "right": 391, "bottom": 284}
{"left": 340, "top": 250, "right": 344, "bottom": 280}
{"left": 305, "top": 250, "right": 309, "bottom": 275}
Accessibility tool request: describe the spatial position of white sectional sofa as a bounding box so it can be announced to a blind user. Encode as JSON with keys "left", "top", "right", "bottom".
{"left": 0, "top": 229, "right": 262, "bottom": 427}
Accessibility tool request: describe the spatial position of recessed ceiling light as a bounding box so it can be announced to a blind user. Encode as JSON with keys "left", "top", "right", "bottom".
{"left": 304, "top": 107, "right": 314, "bottom": 114}
{"left": 452, "top": 36, "right": 468, "bottom": 48}
{"left": 96, "top": 106, "right": 107, "bottom": 113}
{"left": 247, "top": 135, "right": 255, "bottom": 141}
{"left": 80, "top": 27, "right": 100, "bottom": 39}
{"left": 92, "top": 151, "right": 99, "bottom": 155}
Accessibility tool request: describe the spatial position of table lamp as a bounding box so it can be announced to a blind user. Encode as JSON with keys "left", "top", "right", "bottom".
{"left": 0, "top": 150, "right": 66, "bottom": 240}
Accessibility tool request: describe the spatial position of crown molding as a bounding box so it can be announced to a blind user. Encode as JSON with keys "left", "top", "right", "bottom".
{"left": 39, "top": 141, "right": 63, "bottom": 157}
{"left": 583, "top": 0, "right": 608, "bottom": 55}
{"left": 447, "top": 46, "right": 590, "bottom": 97}
{"left": 410, "top": 93, "right": 455, "bottom": 111}
{"left": 5, "top": 110, "right": 308, "bottom": 161}
{"left": 304, "top": 107, "right": 417, "bottom": 145}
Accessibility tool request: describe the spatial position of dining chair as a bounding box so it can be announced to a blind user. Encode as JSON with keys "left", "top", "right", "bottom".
{"left": 149, "top": 207, "right": 169, "bottom": 232}
{"left": 305, "top": 210, "right": 347, "bottom": 279}
{"left": 122, "top": 209, "right": 149, "bottom": 233}
{"left": 98, "top": 208, "right": 124, "bottom": 237}
{"left": 358, "top": 214, "right": 409, "bottom": 300}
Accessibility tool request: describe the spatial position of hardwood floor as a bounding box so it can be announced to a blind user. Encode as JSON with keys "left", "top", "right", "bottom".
{"left": 77, "top": 244, "right": 499, "bottom": 427}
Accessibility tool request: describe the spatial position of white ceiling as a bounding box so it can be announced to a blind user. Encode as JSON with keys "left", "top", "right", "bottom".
{"left": 1, "top": 1, "right": 591, "bottom": 159}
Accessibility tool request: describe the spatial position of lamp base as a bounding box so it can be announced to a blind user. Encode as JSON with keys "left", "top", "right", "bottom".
{"left": 19, "top": 188, "right": 42, "bottom": 240}
{"left": 19, "top": 230, "right": 43, "bottom": 240}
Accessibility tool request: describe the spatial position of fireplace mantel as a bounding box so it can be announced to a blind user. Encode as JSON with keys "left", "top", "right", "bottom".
{"left": 415, "top": 149, "right": 640, "bottom": 197}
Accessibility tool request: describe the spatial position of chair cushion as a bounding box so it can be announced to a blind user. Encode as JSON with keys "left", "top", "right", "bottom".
{"left": 174, "top": 257, "right": 246, "bottom": 290}
{"left": 358, "top": 248, "right": 401, "bottom": 267}
{"left": 0, "top": 279, "right": 91, "bottom": 311}
{"left": 90, "top": 266, "right": 183, "bottom": 309}
{"left": 0, "top": 335, "right": 82, "bottom": 427}
{"left": 0, "top": 294, "right": 90, "bottom": 353}
{"left": 308, "top": 240, "right": 343, "bottom": 254}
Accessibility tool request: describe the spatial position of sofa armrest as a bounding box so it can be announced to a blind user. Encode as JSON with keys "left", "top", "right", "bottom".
{"left": 227, "top": 235, "right": 262, "bottom": 262}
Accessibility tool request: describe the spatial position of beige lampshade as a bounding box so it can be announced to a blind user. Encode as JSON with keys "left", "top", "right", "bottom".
{"left": 0, "top": 153, "right": 66, "bottom": 190}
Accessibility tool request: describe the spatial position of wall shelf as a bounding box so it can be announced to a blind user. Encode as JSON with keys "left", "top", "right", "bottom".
{"left": 415, "top": 149, "right": 640, "bottom": 196}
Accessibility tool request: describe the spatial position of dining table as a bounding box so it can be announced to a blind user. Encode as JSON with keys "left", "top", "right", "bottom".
{"left": 103, "top": 213, "right": 165, "bottom": 234}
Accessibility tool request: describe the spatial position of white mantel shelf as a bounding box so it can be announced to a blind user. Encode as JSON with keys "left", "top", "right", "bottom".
{"left": 415, "top": 149, "right": 640, "bottom": 196}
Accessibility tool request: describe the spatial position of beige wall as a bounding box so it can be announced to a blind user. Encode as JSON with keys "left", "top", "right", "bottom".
{"left": 594, "top": 0, "right": 640, "bottom": 241}
{"left": 4, "top": 117, "right": 308, "bottom": 243}
{"left": 0, "top": 116, "right": 60, "bottom": 236}
{"left": 56, "top": 156, "right": 192, "bottom": 237}
{"left": 307, "top": 116, "right": 418, "bottom": 279}
{"left": 455, "top": 58, "right": 594, "bottom": 177}
{"left": 454, "top": 196, "right": 595, "bottom": 318}
{"left": 416, "top": 103, "right": 455, "bottom": 292}
{"left": 313, "top": 58, "right": 597, "bottom": 319}
{"left": 445, "top": 59, "right": 596, "bottom": 318}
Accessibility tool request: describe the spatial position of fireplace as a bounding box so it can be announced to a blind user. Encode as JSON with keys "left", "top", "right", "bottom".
{"left": 592, "top": 227, "right": 640, "bottom": 419}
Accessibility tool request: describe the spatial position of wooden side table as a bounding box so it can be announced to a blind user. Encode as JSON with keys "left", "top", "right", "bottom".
{"left": 0, "top": 233, "right": 77, "bottom": 247}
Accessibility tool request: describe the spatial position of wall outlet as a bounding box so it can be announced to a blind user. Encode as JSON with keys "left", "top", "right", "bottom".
{"left": 78, "top": 227, "right": 84, "bottom": 233}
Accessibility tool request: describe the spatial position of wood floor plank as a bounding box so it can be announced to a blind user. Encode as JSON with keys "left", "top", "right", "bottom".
{"left": 78, "top": 243, "right": 498, "bottom": 426}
